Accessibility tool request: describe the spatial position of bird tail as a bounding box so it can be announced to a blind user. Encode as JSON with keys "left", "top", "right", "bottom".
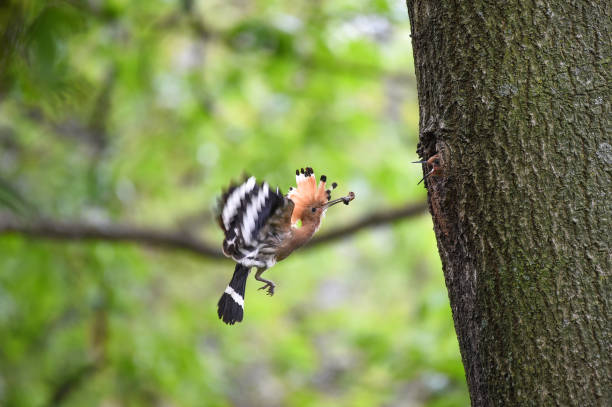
{"left": 217, "top": 263, "right": 250, "bottom": 325}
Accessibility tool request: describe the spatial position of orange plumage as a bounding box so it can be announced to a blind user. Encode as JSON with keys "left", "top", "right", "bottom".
{"left": 288, "top": 167, "right": 333, "bottom": 225}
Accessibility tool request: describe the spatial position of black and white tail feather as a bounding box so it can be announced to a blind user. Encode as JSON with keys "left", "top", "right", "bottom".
{"left": 216, "top": 176, "right": 291, "bottom": 324}
{"left": 217, "top": 264, "right": 250, "bottom": 324}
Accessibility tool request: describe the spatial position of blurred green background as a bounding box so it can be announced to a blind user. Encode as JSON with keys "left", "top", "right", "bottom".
{"left": 0, "top": 0, "right": 468, "bottom": 406}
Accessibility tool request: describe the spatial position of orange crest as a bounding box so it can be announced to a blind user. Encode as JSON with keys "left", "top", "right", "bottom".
{"left": 287, "top": 167, "right": 331, "bottom": 225}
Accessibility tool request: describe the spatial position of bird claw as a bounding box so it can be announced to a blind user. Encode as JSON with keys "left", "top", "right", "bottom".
{"left": 258, "top": 282, "right": 275, "bottom": 296}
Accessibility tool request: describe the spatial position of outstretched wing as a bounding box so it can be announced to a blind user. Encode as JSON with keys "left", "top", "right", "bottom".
{"left": 217, "top": 176, "right": 291, "bottom": 266}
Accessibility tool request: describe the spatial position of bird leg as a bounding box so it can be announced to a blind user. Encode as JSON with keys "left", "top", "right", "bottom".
{"left": 255, "top": 268, "right": 276, "bottom": 296}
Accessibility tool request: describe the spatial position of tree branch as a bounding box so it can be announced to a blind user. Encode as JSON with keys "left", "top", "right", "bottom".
{"left": 0, "top": 201, "right": 427, "bottom": 259}
{"left": 47, "top": 362, "right": 100, "bottom": 407}
{"left": 306, "top": 201, "right": 427, "bottom": 248}
{"left": 0, "top": 215, "right": 225, "bottom": 258}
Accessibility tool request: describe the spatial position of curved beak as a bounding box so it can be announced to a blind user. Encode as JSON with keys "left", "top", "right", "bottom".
{"left": 417, "top": 168, "right": 435, "bottom": 185}
{"left": 323, "top": 192, "right": 355, "bottom": 209}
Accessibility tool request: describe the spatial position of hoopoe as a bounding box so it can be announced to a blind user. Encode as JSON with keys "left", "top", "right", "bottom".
{"left": 413, "top": 153, "right": 442, "bottom": 185}
{"left": 216, "top": 167, "right": 355, "bottom": 325}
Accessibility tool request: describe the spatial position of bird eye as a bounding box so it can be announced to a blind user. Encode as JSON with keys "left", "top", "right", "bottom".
{"left": 434, "top": 159, "right": 440, "bottom": 165}
{"left": 311, "top": 207, "right": 317, "bottom": 213}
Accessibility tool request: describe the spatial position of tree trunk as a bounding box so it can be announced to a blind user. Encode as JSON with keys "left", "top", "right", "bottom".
{"left": 406, "top": 1, "right": 611, "bottom": 406}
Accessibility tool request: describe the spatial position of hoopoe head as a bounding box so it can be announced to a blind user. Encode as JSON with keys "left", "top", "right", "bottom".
{"left": 287, "top": 167, "right": 354, "bottom": 228}
{"left": 413, "top": 153, "right": 442, "bottom": 185}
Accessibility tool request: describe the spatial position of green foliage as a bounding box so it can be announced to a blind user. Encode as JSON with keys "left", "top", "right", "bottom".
{"left": 0, "top": 0, "right": 468, "bottom": 405}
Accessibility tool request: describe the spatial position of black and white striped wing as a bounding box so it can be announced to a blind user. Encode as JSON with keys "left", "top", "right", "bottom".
{"left": 217, "top": 176, "right": 286, "bottom": 265}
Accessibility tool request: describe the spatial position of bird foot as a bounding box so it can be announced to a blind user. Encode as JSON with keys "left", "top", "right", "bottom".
{"left": 258, "top": 282, "right": 276, "bottom": 296}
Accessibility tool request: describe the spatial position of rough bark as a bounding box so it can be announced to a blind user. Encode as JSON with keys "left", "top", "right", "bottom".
{"left": 407, "top": 1, "right": 611, "bottom": 406}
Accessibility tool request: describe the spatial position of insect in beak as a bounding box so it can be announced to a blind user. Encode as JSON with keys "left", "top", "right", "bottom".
{"left": 322, "top": 192, "right": 355, "bottom": 209}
